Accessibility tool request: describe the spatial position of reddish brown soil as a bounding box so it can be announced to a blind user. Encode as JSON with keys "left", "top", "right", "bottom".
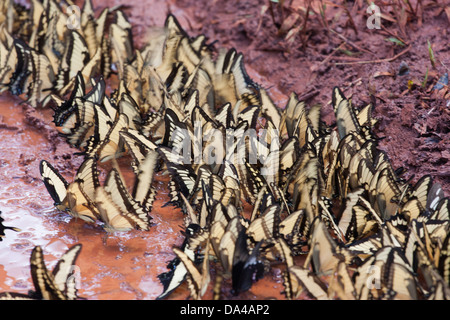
{"left": 0, "top": 0, "right": 449, "bottom": 300}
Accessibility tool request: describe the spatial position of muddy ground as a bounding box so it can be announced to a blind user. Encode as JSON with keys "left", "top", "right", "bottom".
{"left": 123, "top": 0, "right": 450, "bottom": 193}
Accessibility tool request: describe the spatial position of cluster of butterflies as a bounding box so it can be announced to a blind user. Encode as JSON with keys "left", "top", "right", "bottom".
{"left": 155, "top": 84, "right": 450, "bottom": 300}
{"left": 39, "top": 73, "right": 157, "bottom": 233}
{"left": 0, "top": 0, "right": 131, "bottom": 107}
{"left": 0, "top": 0, "right": 449, "bottom": 300}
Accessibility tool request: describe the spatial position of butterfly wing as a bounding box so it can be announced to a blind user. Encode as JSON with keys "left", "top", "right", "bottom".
{"left": 39, "top": 160, "right": 68, "bottom": 209}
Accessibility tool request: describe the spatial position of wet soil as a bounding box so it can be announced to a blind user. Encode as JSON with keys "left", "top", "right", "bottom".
{"left": 0, "top": 0, "right": 449, "bottom": 300}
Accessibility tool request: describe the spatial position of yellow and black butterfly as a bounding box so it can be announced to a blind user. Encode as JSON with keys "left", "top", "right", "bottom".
{"left": 0, "top": 244, "right": 83, "bottom": 300}
{"left": 430, "top": 197, "right": 449, "bottom": 221}
{"left": 332, "top": 87, "right": 361, "bottom": 139}
{"left": 64, "top": 157, "right": 101, "bottom": 223}
{"left": 353, "top": 246, "right": 418, "bottom": 300}
{"left": 55, "top": 30, "right": 90, "bottom": 93}
{"left": 86, "top": 112, "right": 129, "bottom": 162}
{"left": 231, "top": 53, "right": 260, "bottom": 107}
{"left": 278, "top": 210, "right": 309, "bottom": 255}
{"left": 338, "top": 189, "right": 380, "bottom": 243}
{"left": 156, "top": 247, "right": 192, "bottom": 300}
{"left": 305, "top": 217, "right": 352, "bottom": 275}
{"left": 97, "top": 168, "right": 151, "bottom": 233}
{"left": 260, "top": 87, "right": 281, "bottom": 130}
{"left": 65, "top": 99, "right": 99, "bottom": 149}
{"left": 131, "top": 150, "right": 159, "bottom": 213}
{"left": 327, "top": 261, "right": 357, "bottom": 300}
{"left": 373, "top": 167, "right": 403, "bottom": 220}
{"left": 279, "top": 92, "right": 305, "bottom": 139}
{"left": 223, "top": 216, "right": 265, "bottom": 295}
{"left": 0, "top": 26, "right": 18, "bottom": 92}
{"left": 84, "top": 76, "right": 106, "bottom": 105}
{"left": 119, "top": 128, "right": 158, "bottom": 172}
{"left": 82, "top": 105, "right": 114, "bottom": 154}
{"left": 154, "top": 14, "right": 187, "bottom": 82}
{"left": 52, "top": 72, "right": 86, "bottom": 127}
{"left": 438, "top": 232, "right": 450, "bottom": 287}
{"left": 289, "top": 265, "right": 329, "bottom": 300}
{"left": 271, "top": 238, "right": 299, "bottom": 300}
{"left": 30, "top": 244, "right": 83, "bottom": 300}
{"left": 279, "top": 137, "right": 300, "bottom": 186}
{"left": 156, "top": 224, "right": 201, "bottom": 300}
{"left": 215, "top": 102, "right": 235, "bottom": 129}
{"left": 118, "top": 92, "right": 142, "bottom": 129}
{"left": 162, "top": 108, "right": 190, "bottom": 150}
{"left": 40, "top": 157, "right": 101, "bottom": 223}
{"left": 240, "top": 160, "right": 267, "bottom": 204}
{"left": 9, "top": 39, "right": 31, "bottom": 97}
{"left": 109, "top": 10, "right": 135, "bottom": 77}
{"left": 106, "top": 168, "right": 151, "bottom": 229}
{"left": 21, "top": 42, "right": 55, "bottom": 107}
{"left": 247, "top": 204, "right": 281, "bottom": 244}
{"left": 158, "top": 146, "right": 197, "bottom": 207}
{"left": 173, "top": 240, "right": 211, "bottom": 300}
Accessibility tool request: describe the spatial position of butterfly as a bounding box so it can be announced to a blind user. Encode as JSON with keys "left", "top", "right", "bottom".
{"left": 353, "top": 246, "right": 418, "bottom": 300}
{"left": 0, "top": 244, "right": 83, "bottom": 300}
{"left": 30, "top": 244, "right": 83, "bottom": 300}
{"left": 131, "top": 150, "right": 159, "bottom": 213}
{"left": 172, "top": 239, "right": 211, "bottom": 300}
{"left": 288, "top": 265, "right": 329, "bottom": 300}
{"left": 40, "top": 158, "right": 101, "bottom": 223}
{"left": 332, "top": 87, "right": 361, "bottom": 139}
{"left": 156, "top": 224, "right": 202, "bottom": 300}
{"left": 40, "top": 160, "right": 69, "bottom": 211}
{"left": 96, "top": 168, "right": 151, "bottom": 233}
{"left": 55, "top": 30, "right": 90, "bottom": 94}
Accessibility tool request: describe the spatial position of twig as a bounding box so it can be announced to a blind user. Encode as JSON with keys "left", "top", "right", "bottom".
{"left": 268, "top": 0, "right": 278, "bottom": 28}
{"left": 334, "top": 45, "right": 411, "bottom": 65}
{"left": 330, "top": 55, "right": 366, "bottom": 62}
{"left": 380, "top": 24, "right": 409, "bottom": 46}
{"left": 329, "top": 29, "right": 375, "bottom": 56}
{"left": 404, "top": 0, "right": 416, "bottom": 16}
{"left": 298, "top": 89, "right": 320, "bottom": 101}
{"left": 319, "top": 42, "right": 346, "bottom": 65}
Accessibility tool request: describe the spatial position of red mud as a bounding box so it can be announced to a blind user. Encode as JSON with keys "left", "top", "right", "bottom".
{"left": 0, "top": 0, "right": 449, "bottom": 300}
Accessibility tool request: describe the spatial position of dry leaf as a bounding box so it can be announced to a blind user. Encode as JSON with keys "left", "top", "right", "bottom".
{"left": 285, "top": 25, "right": 302, "bottom": 44}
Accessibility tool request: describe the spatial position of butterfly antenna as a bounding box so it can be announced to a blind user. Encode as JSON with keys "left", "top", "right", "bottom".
{"left": 102, "top": 232, "right": 110, "bottom": 246}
